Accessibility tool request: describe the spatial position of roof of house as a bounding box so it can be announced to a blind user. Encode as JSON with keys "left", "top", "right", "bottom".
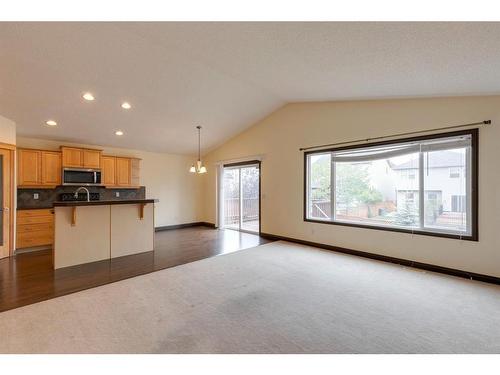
{"left": 390, "top": 150, "right": 465, "bottom": 170}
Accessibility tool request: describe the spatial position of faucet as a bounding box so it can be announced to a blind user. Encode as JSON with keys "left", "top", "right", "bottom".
{"left": 74, "top": 187, "right": 90, "bottom": 202}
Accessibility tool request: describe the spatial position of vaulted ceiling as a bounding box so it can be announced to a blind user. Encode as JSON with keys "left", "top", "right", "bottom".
{"left": 1, "top": 22, "right": 500, "bottom": 154}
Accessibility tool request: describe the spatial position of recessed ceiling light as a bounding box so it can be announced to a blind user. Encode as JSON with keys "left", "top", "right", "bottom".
{"left": 46, "top": 120, "right": 57, "bottom": 126}
{"left": 115, "top": 130, "right": 124, "bottom": 136}
{"left": 121, "top": 102, "right": 131, "bottom": 109}
{"left": 83, "top": 92, "right": 95, "bottom": 101}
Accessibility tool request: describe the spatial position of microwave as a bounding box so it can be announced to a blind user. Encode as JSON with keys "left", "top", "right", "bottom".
{"left": 63, "top": 168, "right": 102, "bottom": 186}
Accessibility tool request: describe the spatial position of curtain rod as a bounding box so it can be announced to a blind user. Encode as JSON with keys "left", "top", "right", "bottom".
{"left": 299, "top": 120, "right": 491, "bottom": 152}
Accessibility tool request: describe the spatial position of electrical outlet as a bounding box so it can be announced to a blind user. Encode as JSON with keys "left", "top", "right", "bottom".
{"left": 33, "top": 193, "right": 39, "bottom": 200}
{"left": 115, "top": 192, "right": 120, "bottom": 198}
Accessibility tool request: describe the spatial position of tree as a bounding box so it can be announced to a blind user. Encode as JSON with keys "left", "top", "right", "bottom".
{"left": 395, "top": 200, "right": 418, "bottom": 226}
{"left": 335, "top": 163, "right": 383, "bottom": 217}
{"left": 310, "top": 155, "right": 331, "bottom": 200}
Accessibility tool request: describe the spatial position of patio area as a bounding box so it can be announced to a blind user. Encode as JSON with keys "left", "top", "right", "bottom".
{"left": 225, "top": 219, "right": 260, "bottom": 233}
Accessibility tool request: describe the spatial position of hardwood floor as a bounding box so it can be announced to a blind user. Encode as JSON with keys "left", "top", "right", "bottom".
{"left": 0, "top": 226, "right": 272, "bottom": 313}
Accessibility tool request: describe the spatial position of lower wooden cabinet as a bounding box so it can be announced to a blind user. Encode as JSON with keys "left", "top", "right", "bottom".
{"left": 17, "top": 209, "right": 54, "bottom": 249}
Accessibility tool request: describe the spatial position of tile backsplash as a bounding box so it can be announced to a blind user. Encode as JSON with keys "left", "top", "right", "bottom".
{"left": 17, "top": 186, "right": 146, "bottom": 209}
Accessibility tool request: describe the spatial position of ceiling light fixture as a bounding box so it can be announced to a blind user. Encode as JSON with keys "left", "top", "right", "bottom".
{"left": 45, "top": 120, "right": 57, "bottom": 126}
{"left": 189, "top": 126, "right": 207, "bottom": 174}
{"left": 121, "top": 102, "right": 131, "bottom": 109}
{"left": 115, "top": 130, "right": 124, "bottom": 136}
{"left": 83, "top": 92, "right": 95, "bottom": 101}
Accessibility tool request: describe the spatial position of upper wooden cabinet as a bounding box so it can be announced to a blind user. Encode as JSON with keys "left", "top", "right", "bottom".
{"left": 83, "top": 149, "right": 101, "bottom": 169}
{"left": 61, "top": 147, "right": 102, "bottom": 169}
{"left": 131, "top": 158, "right": 140, "bottom": 186}
{"left": 116, "top": 157, "right": 131, "bottom": 186}
{"left": 18, "top": 146, "right": 140, "bottom": 189}
{"left": 101, "top": 156, "right": 116, "bottom": 186}
{"left": 41, "top": 151, "right": 62, "bottom": 186}
{"left": 61, "top": 147, "right": 82, "bottom": 168}
{"left": 18, "top": 149, "right": 61, "bottom": 187}
{"left": 103, "top": 156, "right": 140, "bottom": 187}
{"left": 18, "top": 149, "right": 41, "bottom": 186}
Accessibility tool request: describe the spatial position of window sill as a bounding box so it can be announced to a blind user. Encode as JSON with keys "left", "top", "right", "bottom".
{"left": 304, "top": 218, "right": 477, "bottom": 241}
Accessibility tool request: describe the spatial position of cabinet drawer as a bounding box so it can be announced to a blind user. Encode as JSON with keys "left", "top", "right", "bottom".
{"left": 17, "top": 215, "right": 53, "bottom": 225}
{"left": 17, "top": 222, "right": 53, "bottom": 233}
{"left": 17, "top": 209, "right": 53, "bottom": 218}
{"left": 17, "top": 230, "right": 53, "bottom": 248}
{"left": 17, "top": 236, "right": 53, "bottom": 249}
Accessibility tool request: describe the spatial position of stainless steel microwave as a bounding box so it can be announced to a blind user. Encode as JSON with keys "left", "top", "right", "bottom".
{"left": 63, "top": 168, "right": 102, "bottom": 186}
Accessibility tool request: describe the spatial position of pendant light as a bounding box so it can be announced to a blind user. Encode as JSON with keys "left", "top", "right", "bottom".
{"left": 190, "top": 126, "right": 207, "bottom": 174}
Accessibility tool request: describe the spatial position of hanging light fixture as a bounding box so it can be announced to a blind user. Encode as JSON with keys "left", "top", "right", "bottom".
{"left": 190, "top": 126, "right": 207, "bottom": 174}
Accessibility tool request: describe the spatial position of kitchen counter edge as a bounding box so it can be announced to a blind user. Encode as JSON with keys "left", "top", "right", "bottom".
{"left": 52, "top": 199, "right": 158, "bottom": 207}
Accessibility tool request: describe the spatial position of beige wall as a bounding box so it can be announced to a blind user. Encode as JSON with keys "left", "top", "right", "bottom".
{"left": 17, "top": 137, "right": 203, "bottom": 227}
{"left": 202, "top": 96, "right": 500, "bottom": 277}
{"left": 0, "top": 114, "right": 16, "bottom": 145}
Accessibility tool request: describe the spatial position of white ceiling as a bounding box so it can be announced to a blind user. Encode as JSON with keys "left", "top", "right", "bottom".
{"left": 1, "top": 22, "right": 500, "bottom": 154}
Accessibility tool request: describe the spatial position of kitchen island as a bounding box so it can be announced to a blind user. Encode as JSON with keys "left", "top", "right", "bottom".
{"left": 53, "top": 199, "right": 157, "bottom": 269}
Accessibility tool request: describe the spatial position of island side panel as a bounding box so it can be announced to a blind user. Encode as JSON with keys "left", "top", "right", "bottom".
{"left": 54, "top": 205, "right": 111, "bottom": 269}
{"left": 110, "top": 203, "right": 154, "bottom": 258}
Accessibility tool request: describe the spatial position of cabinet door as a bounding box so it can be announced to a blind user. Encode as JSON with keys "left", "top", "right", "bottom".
{"left": 83, "top": 149, "right": 101, "bottom": 169}
{"left": 41, "top": 151, "right": 62, "bottom": 186}
{"left": 130, "top": 158, "right": 140, "bottom": 186}
{"left": 61, "top": 147, "right": 83, "bottom": 168}
{"left": 102, "top": 156, "right": 116, "bottom": 186}
{"left": 18, "top": 149, "right": 41, "bottom": 186}
{"left": 116, "top": 157, "right": 131, "bottom": 186}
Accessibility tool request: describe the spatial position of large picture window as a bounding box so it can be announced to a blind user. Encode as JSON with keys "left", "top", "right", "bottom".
{"left": 305, "top": 129, "right": 478, "bottom": 240}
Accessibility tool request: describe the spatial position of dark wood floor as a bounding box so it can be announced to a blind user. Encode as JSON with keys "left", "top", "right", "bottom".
{"left": 0, "top": 226, "right": 272, "bottom": 313}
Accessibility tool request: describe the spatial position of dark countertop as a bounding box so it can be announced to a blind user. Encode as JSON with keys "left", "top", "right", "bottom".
{"left": 52, "top": 199, "right": 158, "bottom": 207}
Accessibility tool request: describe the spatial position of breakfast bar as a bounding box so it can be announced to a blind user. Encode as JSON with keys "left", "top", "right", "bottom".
{"left": 53, "top": 199, "right": 158, "bottom": 269}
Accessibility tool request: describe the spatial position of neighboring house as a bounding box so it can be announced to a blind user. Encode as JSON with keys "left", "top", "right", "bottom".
{"left": 389, "top": 150, "right": 467, "bottom": 214}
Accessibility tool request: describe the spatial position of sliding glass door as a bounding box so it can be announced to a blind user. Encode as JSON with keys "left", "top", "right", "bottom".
{"left": 222, "top": 162, "right": 260, "bottom": 233}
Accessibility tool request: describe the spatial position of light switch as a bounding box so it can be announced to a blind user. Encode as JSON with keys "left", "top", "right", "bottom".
{"left": 33, "top": 193, "right": 39, "bottom": 200}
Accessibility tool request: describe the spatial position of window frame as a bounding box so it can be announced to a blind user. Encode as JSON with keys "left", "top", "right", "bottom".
{"left": 303, "top": 129, "right": 478, "bottom": 241}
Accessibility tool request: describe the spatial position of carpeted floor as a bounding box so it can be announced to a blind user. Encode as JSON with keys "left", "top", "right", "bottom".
{"left": 1, "top": 241, "right": 500, "bottom": 353}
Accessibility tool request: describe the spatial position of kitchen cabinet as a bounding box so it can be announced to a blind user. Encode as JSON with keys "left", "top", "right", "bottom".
{"left": 83, "top": 149, "right": 101, "bottom": 169}
{"left": 18, "top": 146, "right": 140, "bottom": 189}
{"left": 17, "top": 149, "right": 41, "bottom": 186}
{"left": 102, "top": 156, "right": 116, "bottom": 186}
{"left": 18, "top": 149, "right": 61, "bottom": 187}
{"left": 131, "top": 158, "right": 140, "bottom": 186}
{"left": 61, "top": 147, "right": 82, "bottom": 168}
{"left": 41, "top": 151, "right": 62, "bottom": 186}
{"left": 61, "top": 147, "right": 102, "bottom": 168}
{"left": 116, "top": 157, "right": 131, "bottom": 186}
{"left": 103, "top": 156, "right": 140, "bottom": 187}
{"left": 17, "top": 209, "right": 54, "bottom": 249}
